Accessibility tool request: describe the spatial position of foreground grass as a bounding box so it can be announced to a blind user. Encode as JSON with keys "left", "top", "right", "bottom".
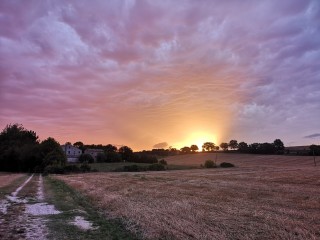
{"left": 44, "top": 176, "right": 140, "bottom": 240}
{"left": 0, "top": 174, "right": 28, "bottom": 198}
{"left": 56, "top": 164, "right": 320, "bottom": 239}
{"left": 88, "top": 162, "right": 151, "bottom": 172}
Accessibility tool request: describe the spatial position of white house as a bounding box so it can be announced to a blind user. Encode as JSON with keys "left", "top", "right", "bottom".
{"left": 61, "top": 144, "right": 82, "bottom": 163}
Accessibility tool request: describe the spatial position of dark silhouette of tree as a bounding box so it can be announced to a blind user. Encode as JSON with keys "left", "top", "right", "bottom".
{"left": 106, "top": 152, "right": 122, "bottom": 162}
{"left": 229, "top": 140, "right": 238, "bottom": 150}
{"left": 0, "top": 123, "right": 40, "bottom": 172}
{"left": 118, "top": 146, "right": 133, "bottom": 161}
{"left": 238, "top": 142, "right": 248, "bottom": 152}
{"left": 220, "top": 142, "right": 229, "bottom": 151}
{"left": 180, "top": 146, "right": 191, "bottom": 154}
{"left": 73, "top": 141, "right": 84, "bottom": 151}
{"left": 105, "top": 144, "right": 117, "bottom": 152}
{"left": 190, "top": 144, "right": 199, "bottom": 152}
{"left": 79, "top": 153, "right": 94, "bottom": 163}
{"left": 40, "top": 137, "right": 66, "bottom": 168}
{"left": 310, "top": 144, "right": 320, "bottom": 156}
{"left": 202, "top": 142, "right": 215, "bottom": 152}
{"left": 273, "top": 139, "right": 284, "bottom": 154}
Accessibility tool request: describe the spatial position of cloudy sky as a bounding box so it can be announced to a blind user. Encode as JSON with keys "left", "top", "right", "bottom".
{"left": 1, "top": 0, "right": 320, "bottom": 150}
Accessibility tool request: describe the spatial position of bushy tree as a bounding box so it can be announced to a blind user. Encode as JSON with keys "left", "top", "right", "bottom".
{"left": 220, "top": 142, "right": 229, "bottom": 151}
{"left": 96, "top": 152, "right": 107, "bottom": 162}
{"left": 40, "top": 137, "right": 67, "bottom": 169}
{"left": 106, "top": 152, "right": 122, "bottom": 162}
{"left": 118, "top": 146, "right": 133, "bottom": 161}
{"left": 229, "top": 140, "right": 238, "bottom": 150}
{"left": 180, "top": 146, "right": 191, "bottom": 154}
{"left": 190, "top": 144, "right": 199, "bottom": 152}
{"left": 79, "top": 153, "right": 94, "bottom": 163}
{"left": 273, "top": 139, "right": 284, "bottom": 154}
{"left": 238, "top": 142, "right": 248, "bottom": 153}
{"left": 0, "top": 124, "right": 40, "bottom": 172}
{"left": 202, "top": 142, "right": 215, "bottom": 152}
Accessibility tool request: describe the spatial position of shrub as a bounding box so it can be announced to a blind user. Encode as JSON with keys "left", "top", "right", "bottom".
{"left": 148, "top": 163, "right": 166, "bottom": 171}
{"left": 220, "top": 162, "right": 235, "bottom": 168}
{"left": 43, "top": 165, "right": 65, "bottom": 174}
{"left": 159, "top": 159, "right": 168, "bottom": 165}
{"left": 204, "top": 160, "right": 217, "bottom": 168}
{"left": 79, "top": 153, "right": 94, "bottom": 163}
{"left": 64, "top": 165, "right": 81, "bottom": 173}
{"left": 122, "top": 165, "right": 146, "bottom": 172}
{"left": 80, "top": 163, "right": 91, "bottom": 172}
{"left": 96, "top": 153, "right": 107, "bottom": 163}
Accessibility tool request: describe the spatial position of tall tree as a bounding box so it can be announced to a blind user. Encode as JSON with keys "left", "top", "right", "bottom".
{"left": 0, "top": 123, "right": 40, "bottom": 172}
{"left": 180, "top": 146, "right": 191, "bottom": 154}
{"left": 273, "top": 139, "right": 284, "bottom": 153}
{"left": 238, "top": 142, "right": 248, "bottom": 152}
{"left": 190, "top": 144, "right": 199, "bottom": 152}
{"left": 220, "top": 142, "right": 229, "bottom": 151}
{"left": 105, "top": 144, "right": 117, "bottom": 153}
{"left": 118, "top": 146, "right": 133, "bottom": 161}
{"left": 229, "top": 140, "right": 238, "bottom": 150}
{"left": 202, "top": 142, "right": 215, "bottom": 152}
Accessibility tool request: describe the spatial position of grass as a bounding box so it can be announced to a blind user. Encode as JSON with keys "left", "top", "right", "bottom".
{"left": 0, "top": 173, "right": 28, "bottom": 198}
{"left": 55, "top": 153, "right": 320, "bottom": 239}
{"left": 84, "top": 162, "right": 152, "bottom": 172}
{"left": 44, "top": 176, "right": 140, "bottom": 240}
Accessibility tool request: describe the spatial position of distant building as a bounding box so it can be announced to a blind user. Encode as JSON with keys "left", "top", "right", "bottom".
{"left": 84, "top": 148, "right": 104, "bottom": 162}
{"left": 61, "top": 144, "right": 82, "bottom": 163}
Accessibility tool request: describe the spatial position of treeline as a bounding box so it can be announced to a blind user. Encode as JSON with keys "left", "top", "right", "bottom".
{"left": 0, "top": 124, "right": 66, "bottom": 172}
{"left": 72, "top": 142, "right": 158, "bottom": 164}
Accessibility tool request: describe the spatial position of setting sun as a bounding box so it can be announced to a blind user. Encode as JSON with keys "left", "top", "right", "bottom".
{"left": 174, "top": 131, "right": 218, "bottom": 151}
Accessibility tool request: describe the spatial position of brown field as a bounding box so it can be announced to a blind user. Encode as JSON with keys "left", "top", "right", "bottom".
{"left": 56, "top": 154, "right": 320, "bottom": 239}
{"left": 0, "top": 173, "right": 25, "bottom": 188}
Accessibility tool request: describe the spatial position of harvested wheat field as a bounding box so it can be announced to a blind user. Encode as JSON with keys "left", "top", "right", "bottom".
{"left": 0, "top": 173, "right": 24, "bottom": 189}
{"left": 56, "top": 154, "right": 320, "bottom": 240}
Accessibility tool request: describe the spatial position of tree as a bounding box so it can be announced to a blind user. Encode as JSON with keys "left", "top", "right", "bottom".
{"left": 79, "top": 153, "right": 94, "bottom": 163}
{"left": 73, "top": 141, "right": 84, "bottom": 151}
{"left": 118, "top": 146, "right": 133, "bottom": 161}
{"left": 190, "top": 144, "right": 199, "bottom": 152}
{"left": 0, "top": 123, "right": 40, "bottom": 172}
{"left": 273, "top": 139, "right": 284, "bottom": 153}
{"left": 40, "top": 137, "right": 67, "bottom": 168}
{"left": 180, "top": 146, "right": 191, "bottom": 154}
{"left": 238, "top": 142, "right": 248, "bottom": 152}
{"left": 220, "top": 142, "right": 229, "bottom": 151}
{"left": 229, "top": 140, "right": 238, "bottom": 150}
{"left": 96, "top": 152, "right": 107, "bottom": 162}
{"left": 106, "top": 152, "right": 122, "bottom": 162}
{"left": 105, "top": 144, "right": 117, "bottom": 153}
{"left": 202, "top": 142, "right": 216, "bottom": 152}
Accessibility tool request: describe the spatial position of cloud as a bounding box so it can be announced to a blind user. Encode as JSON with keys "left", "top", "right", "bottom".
{"left": 0, "top": 0, "right": 320, "bottom": 149}
{"left": 304, "top": 133, "right": 320, "bottom": 139}
{"left": 153, "top": 142, "right": 169, "bottom": 149}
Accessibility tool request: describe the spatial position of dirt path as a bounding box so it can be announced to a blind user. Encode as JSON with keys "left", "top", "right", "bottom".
{"left": 0, "top": 174, "right": 60, "bottom": 240}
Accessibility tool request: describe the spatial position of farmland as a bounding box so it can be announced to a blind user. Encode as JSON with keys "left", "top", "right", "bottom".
{"left": 55, "top": 153, "right": 320, "bottom": 239}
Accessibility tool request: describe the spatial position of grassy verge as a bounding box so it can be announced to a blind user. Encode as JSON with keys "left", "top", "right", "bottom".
{"left": 0, "top": 174, "right": 29, "bottom": 198}
{"left": 44, "top": 176, "right": 140, "bottom": 240}
{"left": 87, "top": 162, "right": 151, "bottom": 172}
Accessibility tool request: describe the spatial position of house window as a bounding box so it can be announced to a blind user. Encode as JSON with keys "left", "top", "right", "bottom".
{"left": 68, "top": 150, "right": 70, "bottom": 154}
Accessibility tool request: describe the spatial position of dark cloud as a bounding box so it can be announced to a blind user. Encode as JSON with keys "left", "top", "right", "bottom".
{"left": 153, "top": 142, "right": 169, "bottom": 149}
{"left": 304, "top": 133, "right": 320, "bottom": 139}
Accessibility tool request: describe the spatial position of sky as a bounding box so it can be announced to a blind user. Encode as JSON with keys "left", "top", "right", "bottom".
{"left": 1, "top": 0, "right": 320, "bottom": 151}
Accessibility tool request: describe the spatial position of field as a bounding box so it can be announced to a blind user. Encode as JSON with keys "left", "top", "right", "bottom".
{"left": 55, "top": 153, "right": 320, "bottom": 239}
{"left": 0, "top": 173, "right": 25, "bottom": 189}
